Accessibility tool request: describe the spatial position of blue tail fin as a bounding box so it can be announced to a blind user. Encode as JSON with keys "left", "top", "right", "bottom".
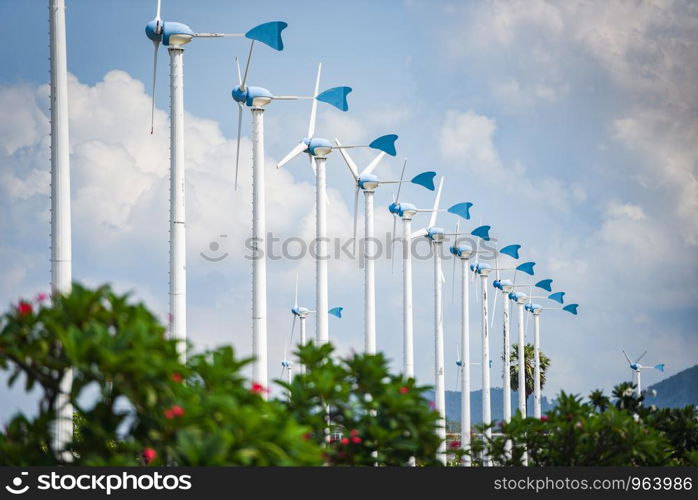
{"left": 500, "top": 244, "right": 521, "bottom": 259}
{"left": 316, "top": 86, "right": 352, "bottom": 111}
{"left": 448, "top": 202, "right": 473, "bottom": 220}
{"left": 245, "top": 21, "right": 288, "bottom": 50}
{"left": 411, "top": 171, "right": 436, "bottom": 191}
{"left": 369, "top": 134, "right": 398, "bottom": 156}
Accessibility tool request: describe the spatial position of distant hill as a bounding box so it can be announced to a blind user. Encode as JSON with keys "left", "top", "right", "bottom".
{"left": 646, "top": 365, "right": 698, "bottom": 409}
{"left": 427, "top": 388, "right": 554, "bottom": 424}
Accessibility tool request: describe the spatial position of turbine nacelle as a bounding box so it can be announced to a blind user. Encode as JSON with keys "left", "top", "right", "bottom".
{"left": 525, "top": 303, "right": 543, "bottom": 315}
{"left": 389, "top": 201, "right": 417, "bottom": 219}
{"left": 232, "top": 85, "right": 273, "bottom": 107}
{"left": 358, "top": 174, "right": 380, "bottom": 191}
{"left": 449, "top": 245, "right": 473, "bottom": 259}
{"left": 470, "top": 262, "right": 492, "bottom": 276}
{"left": 426, "top": 227, "right": 445, "bottom": 242}
{"left": 291, "top": 306, "right": 310, "bottom": 318}
{"left": 306, "top": 137, "right": 333, "bottom": 157}
{"left": 281, "top": 359, "right": 293, "bottom": 368}
{"left": 493, "top": 279, "right": 514, "bottom": 292}
{"left": 509, "top": 291, "right": 528, "bottom": 303}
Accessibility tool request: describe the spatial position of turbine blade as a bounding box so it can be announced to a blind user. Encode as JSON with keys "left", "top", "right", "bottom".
{"left": 234, "top": 103, "right": 243, "bottom": 190}
{"left": 236, "top": 56, "right": 242, "bottom": 86}
{"left": 361, "top": 151, "right": 386, "bottom": 177}
{"left": 636, "top": 351, "right": 648, "bottom": 363}
{"left": 334, "top": 138, "right": 359, "bottom": 180}
{"left": 149, "top": 40, "right": 160, "bottom": 134}
{"left": 290, "top": 315, "right": 297, "bottom": 345}
{"left": 411, "top": 228, "right": 428, "bottom": 239}
{"left": 490, "top": 289, "right": 498, "bottom": 329}
{"left": 277, "top": 142, "right": 307, "bottom": 169}
{"left": 241, "top": 41, "right": 255, "bottom": 91}
{"left": 451, "top": 245, "right": 457, "bottom": 303}
{"left": 156, "top": 0, "right": 161, "bottom": 18}
{"left": 395, "top": 159, "right": 407, "bottom": 203}
{"left": 308, "top": 63, "right": 321, "bottom": 138}
{"left": 309, "top": 155, "right": 317, "bottom": 176}
{"left": 429, "top": 177, "right": 444, "bottom": 228}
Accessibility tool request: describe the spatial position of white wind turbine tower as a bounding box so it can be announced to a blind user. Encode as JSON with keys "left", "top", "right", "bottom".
{"left": 145, "top": 0, "right": 286, "bottom": 362}
{"left": 277, "top": 93, "right": 398, "bottom": 346}
{"left": 622, "top": 351, "right": 664, "bottom": 398}
{"left": 410, "top": 178, "right": 471, "bottom": 464}
{"left": 525, "top": 298, "right": 578, "bottom": 417}
{"left": 333, "top": 151, "right": 435, "bottom": 354}
{"left": 49, "top": 0, "right": 72, "bottom": 460}
{"left": 488, "top": 244, "right": 523, "bottom": 424}
{"left": 387, "top": 168, "right": 438, "bottom": 377}
{"left": 231, "top": 57, "right": 348, "bottom": 393}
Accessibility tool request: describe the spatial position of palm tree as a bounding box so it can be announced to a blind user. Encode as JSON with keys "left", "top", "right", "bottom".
{"left": 506, "top": 343, "right": 550, "bottom": 399}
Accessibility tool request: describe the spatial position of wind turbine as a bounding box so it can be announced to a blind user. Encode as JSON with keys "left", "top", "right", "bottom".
{"left": 409, "top": 178, "right": 472, "bottom": 464}
{"left": 288, "top": 275, "right": 343, "bottom": 375}
{"left": 487, "top": 243, "right": 523, "bottom": 425}
{"left": 622, "top": 351, "right": 665, "bottom": 398}
{"left": 525, "top": 300, "right": 579, "bottom": 418}
{"left": 277, "top": 96, "right": 398, "bottom": 347}
{"left": 49, "top": 0, "right": 72, "bottom": 461}
{"left": 231, "top": 57, "right": 348, "bottom": 394}
{"left": 448, "top": 219, "right": 480, "bottom": 466}
{"left": 145, "top": 0, "right": 287, "bottom": 363}
{"left": 387, "top": 170, "right": 442, "bottom": 378}
{"left": 334, "top": 151, "right": 434, "bottom": 354}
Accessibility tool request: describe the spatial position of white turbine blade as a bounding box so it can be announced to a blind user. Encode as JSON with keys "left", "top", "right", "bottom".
{"left": 395, "top": 159, "right": 407, "bottom": 203}
{"left": 457, "top": 342, "right": 461, "bottom": 363}
{"left": 334, "top": 138, "right": 359, "bottom": 180}
{"left": 428, "top": 177, "right": 444, "bottom": 228}
{"left": 411, "top": 228, "right": 428, "bottom": 239}
{"left": 360, "top": 151, "right": 386, "bottom": 177}
{"left": 308, "top": 63, "right": 322, "bottom": 138}
{"left": 490, "top": 290, "right": 498, "bottom": 329}
{"left": 234, "top": 103, "right": 243, "bottom": 190}
{"left": 149, "top": 40, "right": 160, "bottom": 134}
{"left": 309, "top": 155, "right": 317, "bottom": 176}
{"left": 156, "top": 0, "right": 161, "bottom": 18}
{"left": 440, "top": 259, "right": 446, "bottom": 284}
{"left": 236, "top": 56, "right": 242, "bottom": 86}
{"left": 294, "top": 273, "right": 299, "bottom": 309}
{"left": 277, "top": 142, "right": 307, "bottom": 169}
{"left": 636, "top": 350, "right": 648, "bottom": 363}
{"left": 352, "top": 186, "right": 359, "bottom": 256}
{"left": 241, "top": 41, "right": 255, "bottom": 91}
{"left": 622, "top": 350, "right": 632, "bottom": 365}
{"left": 290, "top": 315, "right": 297, "bottom": 345}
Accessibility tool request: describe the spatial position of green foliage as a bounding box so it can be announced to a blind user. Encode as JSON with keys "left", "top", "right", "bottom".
{"left": 468, "top": 386, "right": 698, "bottom": 466}
{"left": 282, "top": 343, "right": 443, "bottom": 466}
{"left": 507, "top": 343, "right": 550, "bottom": 398}
{"left": 0, "top": 284, "right": 321, "bottom": 466}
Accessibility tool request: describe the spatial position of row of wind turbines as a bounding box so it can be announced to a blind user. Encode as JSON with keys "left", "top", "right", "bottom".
{"left": 44, "top": 0, "right": 663, "bottom": 465}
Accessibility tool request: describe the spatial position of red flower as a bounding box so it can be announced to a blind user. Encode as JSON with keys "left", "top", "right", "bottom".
{"left": 351, "top": 436, "right": 362, "bottom": 444}
{"left": 340, "top": 437, "right": 350, "bottom": 445}
{"left": 164, "top": 405, "right": 184, "bottom": 419}
{"left": 350, "top": 429, "right": 360, "bottom": 437}
{"left": 540, "top": 415, "right": 549, "bottom": 422}
{"left": 35, "top": 293, "right": 48, "bottom": 303}
{"left": 302, "top": 432, "right": 313, "bottom": 441}
{"left": 170, "top": 373, "right": 183, "bottom": 383}
{"left": 142, "top": 447, "right": 157, "bottom": 464}
{"left": 251, "top": 383, "right": 269, "bottom": 394}
{"left": 399, "top": 386, "right": 409, "bottom": 394}
{"left": 450, "top": 440, "right": 461, "bottom": 449}
{"left": 17, "top": 301, "right": 32, "bottom": 317}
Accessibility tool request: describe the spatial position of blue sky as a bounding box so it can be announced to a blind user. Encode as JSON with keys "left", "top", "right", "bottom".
{"left": 1, "top": 0, "right": 696, "bottom": 422}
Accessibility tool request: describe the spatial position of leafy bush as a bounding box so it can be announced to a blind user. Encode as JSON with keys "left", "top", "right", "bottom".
{"left": 282, "top": 343, "right": 443, "bottom": 466}
{"left": 0, "top": 284, "right": 321, "bottom": 465}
